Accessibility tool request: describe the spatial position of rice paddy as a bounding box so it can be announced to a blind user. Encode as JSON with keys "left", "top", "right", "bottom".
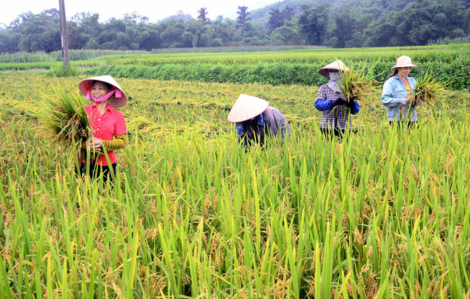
{"left": 1, "top": 67, "right": 470, "bottom": 298}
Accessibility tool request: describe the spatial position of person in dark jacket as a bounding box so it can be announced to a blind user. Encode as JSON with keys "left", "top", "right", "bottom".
{"left": 314, "top": 60, "right": 360, "bottom": 137}
{"left": 228, "top": 94, "right": 290, "bottom": 150}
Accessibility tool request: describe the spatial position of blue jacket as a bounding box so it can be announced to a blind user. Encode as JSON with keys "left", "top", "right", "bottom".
{"left": 314, "top": 99, "right": 360, "bottom": 114}
{"left": 381, "top": 74, "right": 417, "bottom": 122}
{"left": 236, "top": 107, "right": 290, "bottom": 140}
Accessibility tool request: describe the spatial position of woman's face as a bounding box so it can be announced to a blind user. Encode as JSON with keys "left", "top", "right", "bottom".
{"left": 397, "top": 67, "right": 412, "bottom": 78}
{"left": 92, "top": 82, "right": 110, "bottom": 98}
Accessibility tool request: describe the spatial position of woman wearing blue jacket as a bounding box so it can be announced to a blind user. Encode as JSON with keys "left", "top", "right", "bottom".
{"left": 381, "top": 56, "right": 418, "bottom": 126}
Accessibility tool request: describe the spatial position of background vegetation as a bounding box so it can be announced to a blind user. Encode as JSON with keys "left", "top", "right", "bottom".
{"left": 1, "top": 0, "right": 470, "bottom": 53}
{"left": 1, "top": 44, "right": 469, "bottom": 90}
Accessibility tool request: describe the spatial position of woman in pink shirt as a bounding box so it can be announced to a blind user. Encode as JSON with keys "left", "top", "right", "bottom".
{"left": 76, "top": 75, "right": 127, "bottom": 182}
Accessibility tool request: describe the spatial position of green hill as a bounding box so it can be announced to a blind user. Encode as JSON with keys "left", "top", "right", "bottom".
{"left": 248, "top": 0, "right": 416, "bottom": 28}
{"left": 250, "top": 0, "right": 333, "bottom": 27}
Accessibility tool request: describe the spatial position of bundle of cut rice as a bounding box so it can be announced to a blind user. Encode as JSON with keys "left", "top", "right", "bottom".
{"left": 36, "top": 84, "right": 97, "bottom": 157}
{"left": 412, "top": 70, "right": 449, "bottom": 107}
{"left": 338, "top": 61, "right": 380, "bottom": 104}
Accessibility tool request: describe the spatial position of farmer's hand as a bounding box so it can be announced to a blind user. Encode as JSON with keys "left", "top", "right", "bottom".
{"left": 345, "top": 99, "right": 356, "bottom": 108}
{"left": 330, "top": 98, "right": 345, "bottom": 107}
{"left": 399, "top": 98, "right": 411, "bottom": 107}
{"left": 90, "top": 137, "right": 102, "bottom": 151}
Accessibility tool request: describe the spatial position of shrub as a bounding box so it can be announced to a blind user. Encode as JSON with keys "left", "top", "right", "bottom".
{"left": 46, "top": 65, "right": 81, "bottom": 77}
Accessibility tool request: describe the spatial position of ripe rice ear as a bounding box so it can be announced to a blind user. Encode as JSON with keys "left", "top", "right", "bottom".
{"left": 338, "top": 60, "right": 380, "bottom": 104}
{"left": 35, "top": 83, "right": 94, "bottom": 153}
{"left": 412, "top": 70, "right": 450, "bottom": 107}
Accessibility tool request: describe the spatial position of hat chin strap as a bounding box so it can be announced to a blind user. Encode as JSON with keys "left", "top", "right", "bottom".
{"left": 85, "top": 87, "right": 122, "bottom": 103}
{"left": 86, "top": 90, "right": 115, "bottom": 103}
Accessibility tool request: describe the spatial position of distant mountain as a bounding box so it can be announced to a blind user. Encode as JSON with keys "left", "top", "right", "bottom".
{"left": 157, "top": 12, "right": 193, "bottom": 24}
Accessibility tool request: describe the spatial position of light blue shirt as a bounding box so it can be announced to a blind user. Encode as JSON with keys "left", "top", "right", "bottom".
{"left": 381, "top": 74, "right": 418, "bottom": 122}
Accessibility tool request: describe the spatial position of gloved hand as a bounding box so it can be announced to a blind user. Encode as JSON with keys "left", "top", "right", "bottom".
{"left": 399, "top": 98, "right": 411, "bottom": 106}
{"left": 345, "top": 99, "right": 356, "bottom": 108}
{"left": 330, "top": 98, "right": 346, "bottom": 107}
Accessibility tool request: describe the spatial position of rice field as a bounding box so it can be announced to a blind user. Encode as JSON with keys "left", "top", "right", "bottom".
{"left": 1, "top": 72, "right": 470, "bottom": 298}
{"left": 2, "top": 44, "right": 469, "bottom": 90}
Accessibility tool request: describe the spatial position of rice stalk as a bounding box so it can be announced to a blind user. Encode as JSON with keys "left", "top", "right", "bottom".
{"left": 34, "top": 82, "right": 99, "bottom": 158}
{"left": 412, "top": 69, "right": 450, "bottom": 107}
{"left": 337, "top": 60, "right": 380, "bottom": 103}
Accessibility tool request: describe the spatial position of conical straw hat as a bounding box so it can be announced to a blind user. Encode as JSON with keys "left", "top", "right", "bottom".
{"left": 319, "top": 60, "right": 349, "bottom": 78}
{"left": 227, "top": 94, "right": 269, "bottom": 123}
{"left": 79, "top": 75, "right": 127, "bottom": 108}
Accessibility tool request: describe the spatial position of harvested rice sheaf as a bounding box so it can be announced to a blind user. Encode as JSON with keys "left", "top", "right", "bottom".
{"left": 36, "top": 84, "right": 98, "bottom": 157}
{"left": 338, "top": 61, "right": 380, "bottom": 103}
{"left": 412, "top": 70, "right": 449, "bottom": 107}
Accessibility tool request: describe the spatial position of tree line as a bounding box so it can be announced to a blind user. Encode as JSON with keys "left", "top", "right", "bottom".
{"left": 1, "top": 0, "right": 469, "bottom": 54}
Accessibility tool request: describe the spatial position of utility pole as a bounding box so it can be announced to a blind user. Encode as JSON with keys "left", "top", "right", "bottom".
{"left": 59, "top": 0, "right": 70, "bottom": 68}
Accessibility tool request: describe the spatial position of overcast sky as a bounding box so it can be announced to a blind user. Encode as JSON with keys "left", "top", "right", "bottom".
{"left": 0, "top": 0, "right": 277, "bottom": 26}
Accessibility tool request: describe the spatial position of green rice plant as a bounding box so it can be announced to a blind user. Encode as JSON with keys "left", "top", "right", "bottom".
{"left": 46, "top": 65, "right": 81, "bottom": 77}
{"left": 2, "top": 74, "right": 470, "bottom": 298}
{"left": 3, "top": 44, "right": 470, "bottom": 90}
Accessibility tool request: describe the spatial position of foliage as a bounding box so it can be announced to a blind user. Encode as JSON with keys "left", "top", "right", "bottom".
{"left": 328, "top": 5, "right": 373, "bottom": 48}
{"left": 270, "top": 21, "right": 302, "bottom": 45}
{"left": 363, "top": 0, "right": 467, "bottom": 47}
{"left": 1, "top": 74, "right": 470, "bottom": 297}
{"left": 197, "top": 7, "right": 210, "bottom": 25}
{"left": 338, "top": 61, "right": 380, "bottom": 102}
{"left": 412, "top": 69, "right": 450, "bottom": 106}
{"left": 0, "top": 51, "right": 54, "bottom": 63}
{"left": 157, "top": 11, "right": 193, "bottom": 24}
{"left": 427, "top": 36, "right": 470, "bottom": 45}
{"left": 46, "top": 65, "right": 81, "bottom": 77}
{"left": 1, "top": 0, "right": 469, "bottom": 51}
{"left": 150, "top": 45, "right": 318, "bottom": 53}
{"left": 249, "top": 0, "right": 322, "bottom": 27}
{"left": 236, "top": 6, "right": 252, "bottom": 38}
{"left": 2, "top": 44, "right": 470, "bottom": 90}
{"left": 33, "top": 82, "right": 91, "bottom": 149}
{"left": 268, "top": 5, "right": 295, "bottom": 32}
{"left": 298, "top": 3, "right": 331, "bottom": 45}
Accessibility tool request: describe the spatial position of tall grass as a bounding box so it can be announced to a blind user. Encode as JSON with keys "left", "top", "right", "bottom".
{"left": 1, "top": 74, "right": 470, "bottom": 297}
